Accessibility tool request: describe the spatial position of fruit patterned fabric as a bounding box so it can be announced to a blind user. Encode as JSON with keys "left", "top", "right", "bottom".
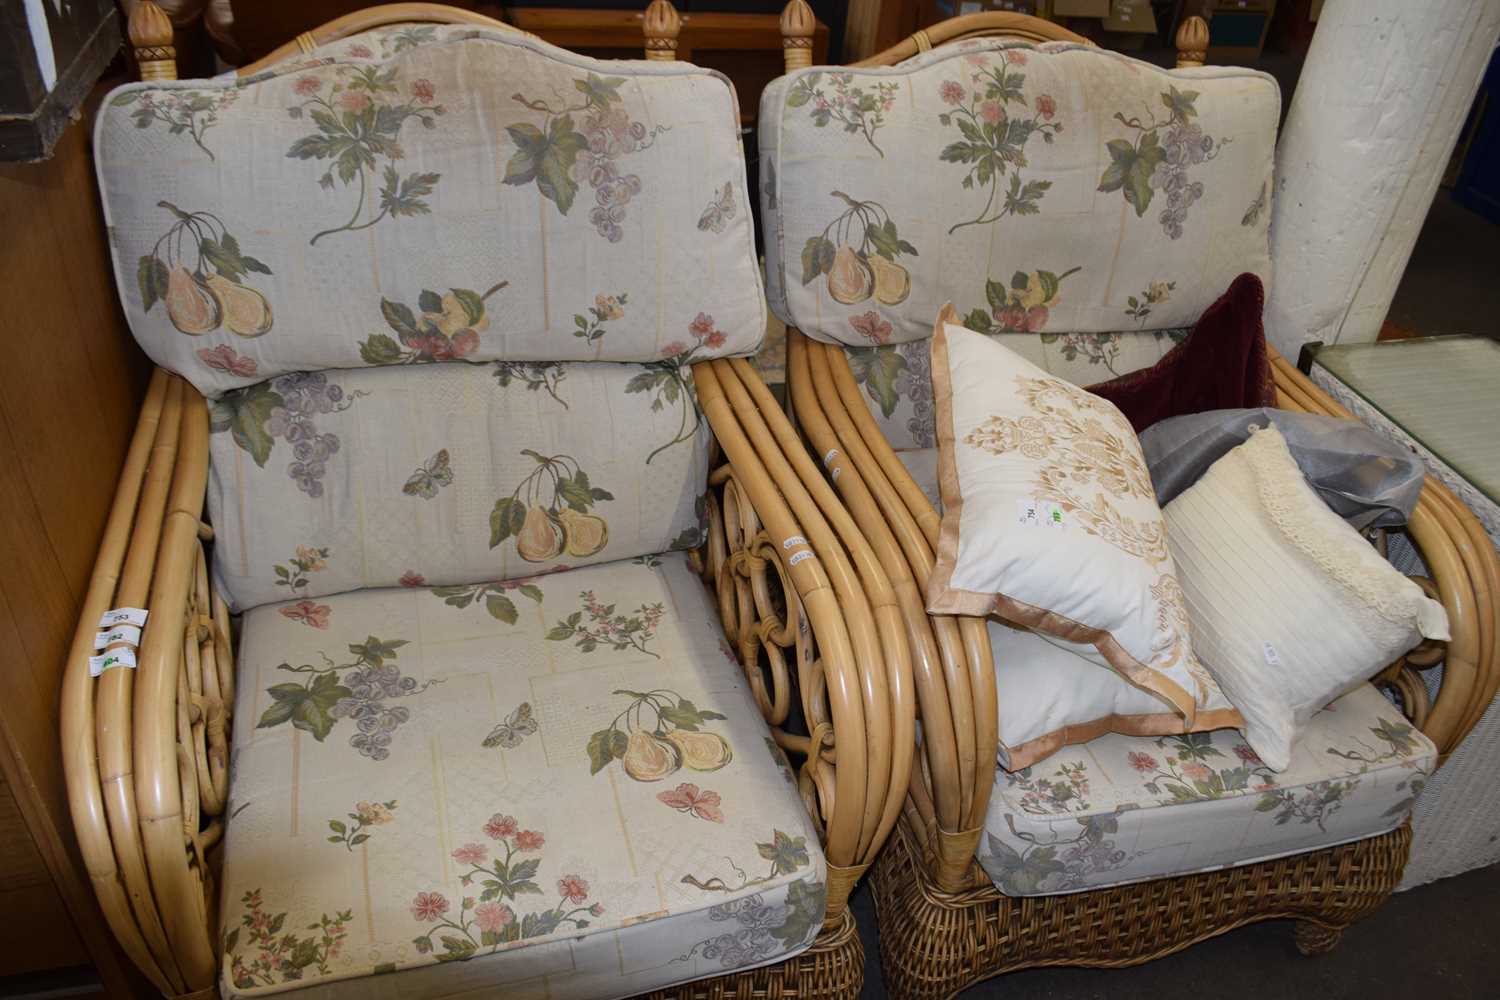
{"left": 758, "top": 40, "right": 1276, "bottom": 348}
{"left": 94, "top": 24, "right": 764, "bottom": 397}
{"left": 977, "top": 682, "right": 1435, "bottom": 896}
{"left": 219, "top": 552, "right": 827, "bottom": 998}
{"left": 207, "top": 360, "right": 711, "bottom": 612}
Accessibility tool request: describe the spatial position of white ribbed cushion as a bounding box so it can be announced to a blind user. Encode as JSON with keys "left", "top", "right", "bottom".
{"left": 1164, "top": 425, "right": 1449, "bottom": 770}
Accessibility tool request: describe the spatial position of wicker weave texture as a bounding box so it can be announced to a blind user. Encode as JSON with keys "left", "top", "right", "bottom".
{"left": 870, "top": 817, "right": 1410, "bottom": 1000}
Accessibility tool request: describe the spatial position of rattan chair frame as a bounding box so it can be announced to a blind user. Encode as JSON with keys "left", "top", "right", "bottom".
{"left": 61, "top": 4, "right": 910, "bottom": 997}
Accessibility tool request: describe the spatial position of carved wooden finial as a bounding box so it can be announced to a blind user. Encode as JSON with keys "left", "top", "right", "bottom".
{"left": 643, "top": 0, "right": 682, "bottom": 61}
{"left": 1175, "top": 14, "right": 1209, "bottom": 68}
{"left": 129, "top": 1, "right": 177, "bottom": 80}
{"left": 780, "top": 0, "right": 816, "bottom": 72}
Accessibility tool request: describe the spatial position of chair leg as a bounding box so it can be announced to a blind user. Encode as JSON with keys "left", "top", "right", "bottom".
{"left": 1293, "top": 920, "right": 1343, "bottom": 956}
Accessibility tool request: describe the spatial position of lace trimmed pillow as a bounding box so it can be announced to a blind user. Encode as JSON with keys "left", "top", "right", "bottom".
{"left": 1164, "top": 424, "right": 1449, "bottom": 770}
{"left": 927, "top": 306, "right": 1225, "bottom": 727}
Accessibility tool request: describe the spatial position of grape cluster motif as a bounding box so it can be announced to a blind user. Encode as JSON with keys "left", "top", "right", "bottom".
{"left": 266, "top": 373, "right": 358, "bottom": 498}
{"left": 1098, "top": 86, "right": 1225, "bottom": 241}
{"left": 331, "top": 661, "right": 422, "bottom": 761}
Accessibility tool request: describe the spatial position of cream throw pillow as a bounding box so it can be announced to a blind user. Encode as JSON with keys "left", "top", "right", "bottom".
{"left": 928, "top": 308, "right": 1221, "bottom": 725}
{"left": 1164, "top": 424, "right": 1449, "bottom": 771}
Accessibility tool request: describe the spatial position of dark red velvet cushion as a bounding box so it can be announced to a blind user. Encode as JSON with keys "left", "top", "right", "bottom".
{"left": 1087, "top": 273, "right": 1276, "bottom": 434}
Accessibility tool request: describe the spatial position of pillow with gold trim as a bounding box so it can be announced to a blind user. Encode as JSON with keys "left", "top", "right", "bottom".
{"left": 927, "top": 305, "right": 1228, "bottom": 729}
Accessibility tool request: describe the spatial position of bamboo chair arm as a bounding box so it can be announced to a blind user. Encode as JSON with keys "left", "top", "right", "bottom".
{"left": 693, "top": 360, "right": 915, "bottom": 920}
{"left": 62, "top": 370, "right": 229, "bottom": 996}
{"left": 1270, "top": 349, "right": 1499, "bottom": 762}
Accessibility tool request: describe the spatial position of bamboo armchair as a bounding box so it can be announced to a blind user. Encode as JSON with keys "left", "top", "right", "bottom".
{"left": 62, "top": 4, "right": 910, "bottom": 997}
{"left": 768, "top": 4, "right": 1500, "bottom": 997}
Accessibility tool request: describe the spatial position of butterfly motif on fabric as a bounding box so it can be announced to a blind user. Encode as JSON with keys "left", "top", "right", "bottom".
{"left": 403, "top": 448, "right": 454, "bottom": 499}
{"left": 482, "top": 702, "right": 539, "bottom": 749}
{"left": 697, "top": 181, "right": 736, "bottom": 234}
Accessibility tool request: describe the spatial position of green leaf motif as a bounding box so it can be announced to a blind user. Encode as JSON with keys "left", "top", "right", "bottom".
{"left": 845, "top": 345, "right": 907, "bottom": 419}
{"left": 586, "top": 728, "right": 616, "bottom": 775}
{"left": 137, "top": 255, "right": 169, "bottom": 312}
{"left": 209, "top": 382, "right": 284, "bottom": 468}
{"left": 757, "top": 829, "right": 811, "bottom": 877}
{"left": 504, "top": 116, "right": 587, "bottom": 216}
{"left": 800, "top": 236, "right": 836, "bottom": 286}
{"left": 770, "top": 879, "right": 826, "bottom": 948}
{"left": 489, "top": 497, "right": 526, "bottom": 548}
{"left": 359, "top": 332, "right": 404, "bottom": 365}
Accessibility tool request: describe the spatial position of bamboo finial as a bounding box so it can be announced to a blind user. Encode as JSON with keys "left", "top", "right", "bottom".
{"left": 129, "top": 0, "right": 177, "bottom": 81}
{"left": 780, "top": 0, "right": 816, "bottom": 73}
{"left": 643, "top": 0, "right": 682, "bottom": 61}
{"left": 1175, "top": 14, "right": 1209, "bottom": 68}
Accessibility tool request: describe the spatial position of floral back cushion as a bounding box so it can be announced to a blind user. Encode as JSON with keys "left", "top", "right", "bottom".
{"left": 207, "top": 359, "right": 711, "bottom": 611}
{"left": 758, "top": 39, "right": 1276, "bottom": 348}
{"left": 95, "top": 24, "right": 763, "bottom": 397}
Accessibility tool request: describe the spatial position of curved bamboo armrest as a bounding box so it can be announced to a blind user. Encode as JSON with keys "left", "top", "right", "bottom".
{"left": 61, "top": 371, "right": 227, "bottom": 996}
{"left": 783, "top": 330, "right": 994, "bottom": 892}
{"left": 694, "top": 359, "right": 916, "bottom": 920}
{"left": 1270, "top": 348, "right": 1500, "bottom": 762}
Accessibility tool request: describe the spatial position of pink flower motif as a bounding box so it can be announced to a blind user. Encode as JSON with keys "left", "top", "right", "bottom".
{"left": 704, "top": 329, "right": 726, "bottom": 349}
{"left": 473, "top": 902, "right": 514, "bottom": 933}
{"left": 848, "top": 310, "right": 893, "bottom": 344}
{"left": 347, "top": 44, "right": 373, "bottom": 58}
{"left": 451, "top": 843, "right": 487, "bottom": 865}
{"left": 1233, "top": 744, "right": 1263, "bottom": 765}
{"left": 197, "top": 344, "right": 258, "bottom": 378}
{"left": 1181, "top": 761, "right": 1213, "bottom": 783}
{"left": 399, "top": 570, "right": 427, "bottom": 588}
{"left": 1127, "top": 751, "right": 1157, "bottom": 773}
{"left": 557, "top": 875, "right": 590, "bottom": 904}
{"left": 659, "top": 340, "right": 689, "bottom": 359}
{"left": 338, "top": 91, "right": 372, "bottom": 113}
{"left": 980, "top": 100, "right": 1004, "bottom": 125}
{"left": 279, "top": 600, "right": 330, "bottom": 629}
{"left": 411, "top": 78, "right": 436, "bottom": 104}
{"left": 589, "top": 902, "right": 605, "bottom": 917}
{"left": 514, "top": 829, "right": 545, "bottom": 851}
{"left": 657, "top": 782, "right": 725, "bottom": 823}
{"left": 994, "top": 304, "right": 1026, "bottom": 331}
{"left": 939, "top": 80, "right": 965, "bottom": 105}
{"left": 484, "top": 814, "right": 519, "bottom": 841}
{"left": 1005, "top": 49, "right": 1028, "bottom": 65}
{"left": 690, "top": 313, "right": 716, "bottom": 338}
{"left": 1035, "top": 94, "right": 1057, "bottom": 120}
{"left": 410, "top": 891, "right": 449, "bottom": 922}
{"left": 964, "top": 53, "right": 989, "bottom": 66}
{"left": 293, "top": 75, "right": 321, "bottom": 96}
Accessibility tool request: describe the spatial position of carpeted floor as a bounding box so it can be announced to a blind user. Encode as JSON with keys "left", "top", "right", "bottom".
{"left": 849, "top": 858, "right": 1500, "bottom": 998}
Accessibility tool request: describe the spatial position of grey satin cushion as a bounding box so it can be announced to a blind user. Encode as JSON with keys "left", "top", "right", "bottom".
{"left": 1140, "top": 408, "right": 1423, "bottom": 529}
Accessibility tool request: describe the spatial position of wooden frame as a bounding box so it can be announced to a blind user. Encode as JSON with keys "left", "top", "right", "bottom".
{"left": 63, "top": 4, "right": 909, "bottom": 997}
{"left": 772, "top": 5, "right": 1500, "bottom": 996}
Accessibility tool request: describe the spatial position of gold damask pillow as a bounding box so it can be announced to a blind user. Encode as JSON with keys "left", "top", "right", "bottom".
{"left": 928, "top": 306, "right": 1238, "bottom": 729}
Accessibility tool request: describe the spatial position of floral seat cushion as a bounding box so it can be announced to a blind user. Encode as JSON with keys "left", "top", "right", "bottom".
{"left": 977, "top": 683, "right": 1434, "bottom": 897}
{"left": 220, "top": 553, "right": 825, "bottom": 998}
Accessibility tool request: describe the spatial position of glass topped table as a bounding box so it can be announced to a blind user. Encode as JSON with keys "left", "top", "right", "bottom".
{"left": 1301, "top": 335, "right": 1499, "bottom": 545}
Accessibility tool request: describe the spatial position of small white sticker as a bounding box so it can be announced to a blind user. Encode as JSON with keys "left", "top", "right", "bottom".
{"left": 830, "top": 467, "right": 841, "bottom": 481}
{"left": 822, "top": 448, "right": 839, "bottom": 468}
{"left": 94, "top": 624, "right": 141, "bottom": 650}
{"left": 788, "top": 550, "right": 814, "bottom": 566}
{"left": 99, "top": 607, "right": 148, "bottom": 629}
{"left": 1262, "top": 641, "right": 1282, "bottom": 668}
{"left": 89, "top": 648, "right": 138, "bottom": 677}
{"left": 782, "top": 535, "right": 808, "bottom": 550}
{"left": 1016, "top": 498, "right": 1041, "bottom": 527}
{"left": 1041, "top": 501, "right": 1065, "bottom": 529}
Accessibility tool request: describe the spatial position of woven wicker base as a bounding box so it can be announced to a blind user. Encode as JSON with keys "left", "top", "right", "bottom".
{"left": 636, "top": 907, "right": 864, "bottom": 1000}
{"left": 871, "top": 817, "right": 1411, "bottom": 1000}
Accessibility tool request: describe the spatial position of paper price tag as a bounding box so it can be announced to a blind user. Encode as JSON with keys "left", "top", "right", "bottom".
{"left": 1041, "top": 501, "right": 1065, "bottom": 530}
{"left": 1016, "top": 498, "right": 1041, "bottom": 527}
{"left": 89, "top": 648, "right": 138, "bottom": 677}
{"left": 783, "top": 535, "right": 808, "bottom": 550}
{"left": 788, "top": 550, "right": 814, "bottom": 566}
{"left": 94, "top": 624, "right": 142, "bottom": 650}
{"left": 1262, "top": 641, "right": 1282, "bottom": 668}
{"left": 99, "top": 607, "right": 148, "bottom": 629}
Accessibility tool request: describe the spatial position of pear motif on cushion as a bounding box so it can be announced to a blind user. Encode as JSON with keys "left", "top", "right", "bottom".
{"left": 622, "top": 730, "right": 682, "bottom": 782}
{"left": 827, "top": 245, "right": 875, "bottom": 305}
{"left": 665, "top": 730, "right": 733, "bottom": 772}
{"left": 870, "top": 255, "right": 910, "bottom": 306}
{"left": 205, "top": 274, "right": 274, "bottom": 337}
{"left": 559, "top": 509, "right": 609, "bottom": 558}
{"left": 165, "top": 266, "right": 221, "bottom": 335}
{"left": 516, "top": 506, "right": 564, "bottom": 562}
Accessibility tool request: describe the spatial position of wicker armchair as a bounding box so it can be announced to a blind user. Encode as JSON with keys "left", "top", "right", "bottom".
{"left": 61, "top": 4, "right": 910, "bottom": 997}
{"left": 763, "top": 4, "right": 1500, "bottom": 997}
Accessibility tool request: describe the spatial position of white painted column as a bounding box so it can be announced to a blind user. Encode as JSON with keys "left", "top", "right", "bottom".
{"left": 1265, "top": 0, "right": 1500, "bottom": 358}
